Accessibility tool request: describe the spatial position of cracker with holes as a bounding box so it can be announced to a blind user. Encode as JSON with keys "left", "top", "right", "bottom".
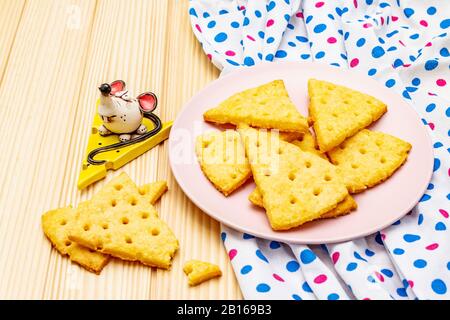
{"left": 41, "top": 180, "right": 169, "bottom": 274}
{"left": 68, "top": 173, "right": 179, "bottom": 269}
{"left": 291, "top": 131, "right": 328, "bottom": 160}
{"left": 183, "top": 260, "right": 222, "bottom": 286}
{"left": 42, "top": 206, "right": 110, "bottom": 274}
{"left": 195, "top": 130, "right": 252, "bottom": 196}
{"left": 328, "top": 129, "right": 411, "bottom": 193}
{"left": 204, "top": 80, "right": 309, "bottom": 133}
{"left": 249, "top": 188, "right": 356, "bottom": 219}
{"left": 239, "top": 125, "right": 349, "bottom": 230}
{"left": 308, "top": 78, "right": 387, "bottom": 152}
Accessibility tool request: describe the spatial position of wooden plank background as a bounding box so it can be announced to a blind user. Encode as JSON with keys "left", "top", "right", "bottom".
{"left": 0, "top": 0, "right": 243, "bottom": 299}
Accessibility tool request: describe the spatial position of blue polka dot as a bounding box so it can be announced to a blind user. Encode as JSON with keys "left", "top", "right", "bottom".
{"left": 406, "top": 86, "right": 417, "bottom": 93}
{"left": 256, "top": 249, "right": 269, "bottom": 263}
{"left": 258, "top": 31, "right": 265, "bottom": 39}
{"left": 270, "top": 241, "right": 281, "bottom": 249}
{"left": 354, "top": 252, "right": 368, "bottom": 262}
{"left": 296, "top": 36, "right": 308, "bottom": 43}
{"left": 420, "top": 194, "right": 431, "bottom": 202}
{"left": 219, "top": 9, "right": 228, "bottom": 15}
{"left": 446, "top": 108, "right": 450, "bottom": 117}
{"left": 226, "top": 59, "right": 239, "bottom": 66}
{"left": 231, "top": 21, "right": 240, "bottom": 28}
{"left": 202, "top": 12, "right": 210, "bottom": 18}
{"left": 425, "top": 60, "right": 438, "bottom": 71}
{"left": 367, "top": 275, "right": 376, "bottom": 283}
{"left": 440, "top": 19, "right": 450, "bottom": 29}
{"left": 328, "top": 293, "right": 339, "bottom": 300}
{"left": 207, "top": 21, "right": 216, "bottom": 28}
{"left": 403, "top": 8, "right": 414, "bottom": 18}
{"left": 404, "top": 234, "right": 421, "bottom": 242}
{"left": 381, "top": 269, "right": 394, "bottom": 277}
{"left": 242, "top": 233, "right": 255, "bottom": 240}
{"left": 300, "top": 249, "right": 316, "bottom": 264}
{"left": 287, "top": 23, "right": 294, "bottom": 30}
{"left": 244, "top": 56, "right": 255, "bottom": 66}
{"left": 266, "top": 1, "right": 276, "bottom": 12}
{"left": 433, "top": 158, "right": 441, "bottom": 172}
{"left": 402, "top": 90, "right": 411, "bottom": 100}
{"left": 435, "top": 222, "right": 446, "bottom": 231}
{"left": 188, "top": 8, "right": 197, "bottom": 17}
{"left": 425, "top": 103, "right": 436, "bottom": 113}
{"left": 432, "top": 142, "right": 442, "bottom": 148}
{"left": 431, "top": 279, "right": 447, "bottom": 295}
{"left": 346, "top": 262, "right": 358, "bottom": 271}
{"left": 366, "top": 0, "right": 373, "bottom": 5}
{"left": 427, "top": 183, "right": 435, "bottom": 189}
{"left": 365, "top": 249, "right": 375, "bottom": 257}
{"left": 427, "top": 7, "right": 436, "bottom": 15}
{"left": 284, "top": 14, "right": 291, "bottom": 22}
{"left": 418, "top": 214, "right": 424, "bottom": 225}
{"left": 375, "top": 232, "right": 383, "bottom": 245}
{"left": 240, "top": 265, "right": 252, "bottom": 274}
{"left": 301, "top": 54, "right": 310, "bottom": 60}
{"left": 387, "top": 46, "right": 397, "bottom": 52}
{"left": 214, "top": 32, "right": 227, "bottom": 42}
{"left": 447, "top": 262, "right": 450, "bottom": 271}
{"left": 440, "top": 48, "right": 449, "bottom": 57}
{"left": 356, "top": 38, "right": 366, "bottom": 47}
{"left": 275, "top": 50, "right": 287, "bottom": 58}
{"left": 387, "top": 30, "right": 399, "bottom": 38}
{"left": 409, "top": 33, "right": 419, "bottom": 40}
{"left": 257, "top": 53, "right": 262, "bottom": 60}
{"left": 243, "top": 17, "right": 249, "bottom": 26}
{"left": 288, "top": 41, "right": 296, "bottom": 47}
{"left": 397, "top": 288, "right": 408, "bottom": 297}
{"left": 393, "top": 248, "right": 405, "bottom": 255}
{"left": 313, "top": 24, "right": 327, "bottom": 33}
{"left": 306, "top": 15, "right": 313, "bottom": 24}
{"left": 368, "top": 68, "right": 377, "bottom": 76}
{"left": 393, "top": 58, "right": 403, "bottom": 68}
{"left": 286, "top": 260, "right": 300, "bottom": 272}
{"left": 414, "top": 259, "right": 427, "bottom": 268}
{"left": 292, "top": 294, "right": 302, "bottom": 300}
{"left": 256, "top": 283, "right": 271, "bottom": 293}
{"left": 315, "top": 51, "right": 325, "bottom": 59}
{"left": 385, "top": 79, "right": 396, "bottom": 88}
{"left": 267, "top": 37, "right": 275, "bottom": 44}
{"left": 221, "top": 232, "right": 226, "bottom": 241}
{"left": 328, "top": 14, "right": 335, "bottom": 20}
{"left": 412, "top": 77, "right": 421, "bottom": 86}
{"left": 302, "top": 281, "right": 313, "bottom": 293}
{"left": 254, "top": 10, "right": 262, "bottom": 18}
{"left": 378, "top": 37, "right": 385, "bottom": 44}
{"left": 265, "top": 54, "right": 274, "bottom": 61}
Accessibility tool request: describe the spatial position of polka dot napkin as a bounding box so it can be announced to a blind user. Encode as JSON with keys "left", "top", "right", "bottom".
{"left": 189, "top": 0, "right": 449, "bottom": 300}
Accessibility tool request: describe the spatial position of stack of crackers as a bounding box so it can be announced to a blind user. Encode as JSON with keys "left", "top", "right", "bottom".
{"left": 196, "top": 79, "right": 411, "bottom": 231}
{"left": 42, "top": 173, "right": 179, "bottom": 274}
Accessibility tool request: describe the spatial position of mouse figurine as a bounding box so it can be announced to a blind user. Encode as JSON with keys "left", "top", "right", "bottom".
{"left": 97, "top": 80, "right": 157, "bottom": 141}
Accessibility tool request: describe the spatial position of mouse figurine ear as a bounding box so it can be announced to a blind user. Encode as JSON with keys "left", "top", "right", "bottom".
{"left": 137, "top": 92, "right": 158, "bottom": 113}
{"left": 110, "top": 80, "right": 126, "bottom": 95}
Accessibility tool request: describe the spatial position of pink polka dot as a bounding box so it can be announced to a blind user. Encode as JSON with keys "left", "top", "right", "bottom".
{"left": 380, "top": 17, "right": 385, "bottom": 25}
{"left": 426, "top": 243, "right": 439, "bottom": 250}
{"left": 392, "top": 15, "right": 399, "bottom": 22}
{"left": 239, "top": 6, "right": 245, "bottom": 10}
{"left": 363, "top": 23, "right": 372, "bottom": 28}
{"left": 428, "top": 92, "right": 437, "bottom": 96}
{"left": 266, "top": 19, "right": 274, "bottom": 27}
{"left": 228, "top": 249, "right": 237, "bottom": 260}
{"left": 353, "top": 0, "right": 358, "bottom": 8}
{"left": 436, "top": 79, "right": 446, "bottom": 87}
{"left": 315, "top": 1, "right": 324, "bottom": 8}
{"left": 399, "top": 40, "right": 406, "bottom": 47}
{"left": 363, "top": 298, "right": 371, "bottom": 300}
{"left": 327, "top": 37, "right": 337, "bottom": 44}
{"left": 331, "top": 252, "right": 340, "bottom": 264}
{"left": 428, "top": 122, "right": 435, "bottom": 130}
{"left": 273, "top": 273, "right": 285, "bottom": 282}
{"left": 403, "top": 63, "right": 411, "bottom": 68}
{"left": 420, "top": 20, "right": 428, "bottom": 27}
{"left": 296, "top": 12, "right": 304, "bottom": 18}
{"left": 408, "top": 280, "right": 414, "bottom": 288}
{"left": 195, "top": 24, "right": 202, "bottom": 33}
{"left": 207, "top": 54, "right": 212, "bottom": 60}
{"left": 247, "top": 35, "right": 256, "bottom": 41}
{"left": 439, "top": 209, "right": 449, "bottom": 218}
{"left": 314, "top": 274, "right": 328, "bottom": 284}
{"left": 350, "top": 58, "right": 359, "bottom": 68}
{"left": 426, "top": 42, "right": 432, "bottom": 47}
{"left": 225, "top": 50, "right": 235, "bottom": 57}
{"left": 375, "top": 271, "right": 384, "bottom": 282}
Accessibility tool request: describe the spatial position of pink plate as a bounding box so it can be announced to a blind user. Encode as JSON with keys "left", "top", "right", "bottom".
{"left": 168, "top": 62, "right": 434, "bottom": 244}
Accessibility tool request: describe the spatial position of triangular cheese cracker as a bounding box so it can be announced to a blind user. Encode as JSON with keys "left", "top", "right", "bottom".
{"left": 204, "top": 80, "right": 309, "bottom": 133}
{"left": 195, "top": 130, "right": 252, "bottom": 196}
{"left": 239, "top": 126, "right": 348, "bottom": 230}
{"left": 328, "top": 129, "right": 411, "bottom": 193}
{"left": 69, "top": 173, "right": 179, "bottom": 269}
{"left": 183, "top": 260, "right": 222, "bottom": 286}
{"left": 308, "top": 79, "right": 387, "bottom": 152}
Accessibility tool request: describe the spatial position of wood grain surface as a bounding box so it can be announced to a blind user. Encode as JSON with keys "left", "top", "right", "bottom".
{"left": 0, "top": 0, "right": 242, "bottom": 300}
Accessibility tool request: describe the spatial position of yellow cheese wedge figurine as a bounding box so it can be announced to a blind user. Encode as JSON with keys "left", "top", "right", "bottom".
{"left": 78, "top": 80, "right": 172, "bottom": 189}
